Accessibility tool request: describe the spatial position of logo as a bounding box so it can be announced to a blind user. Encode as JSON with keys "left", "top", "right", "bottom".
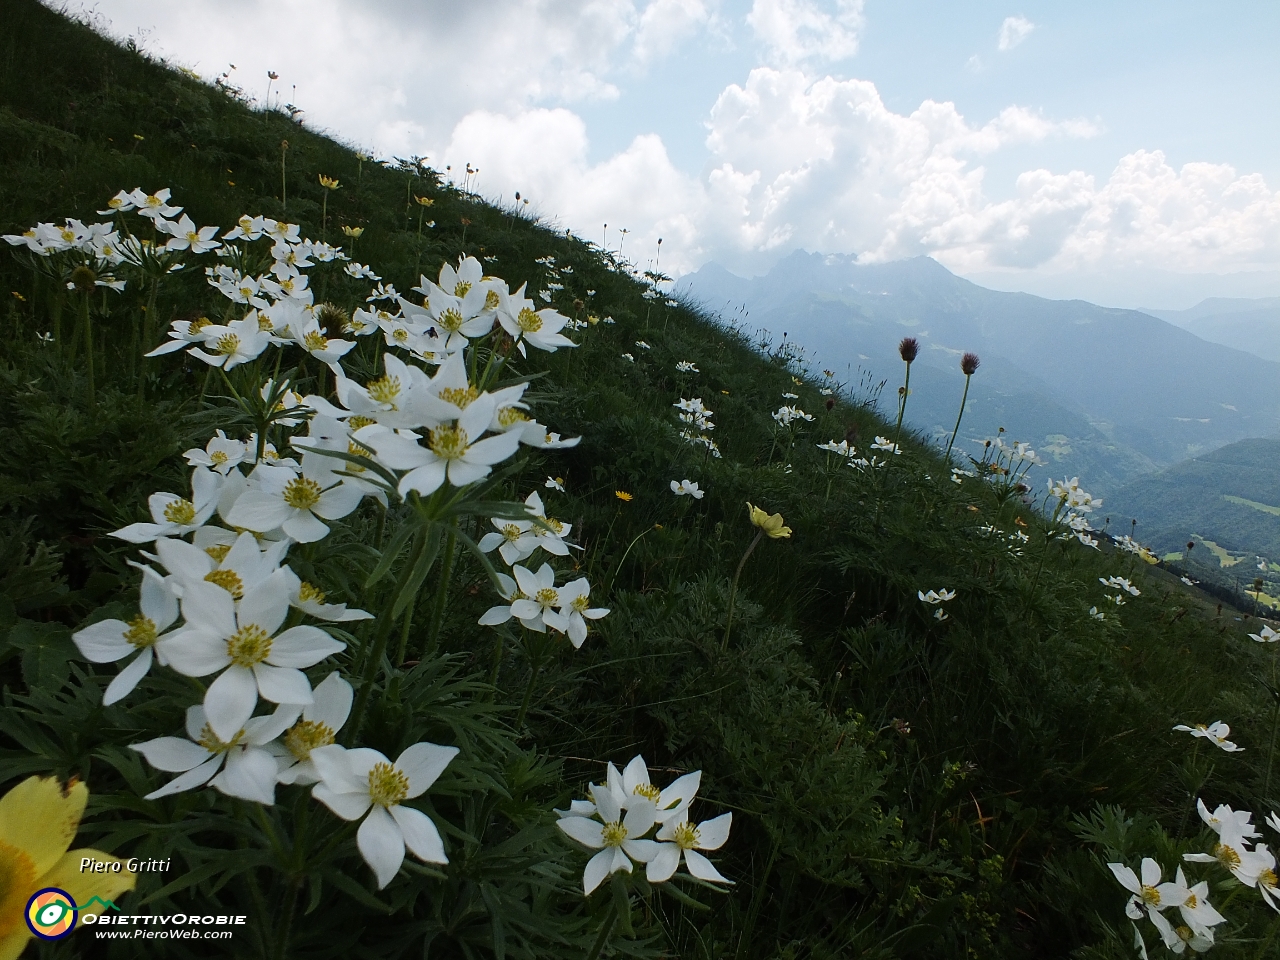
{"left": 26, "top": 887, "right": 78, "bottom": 940}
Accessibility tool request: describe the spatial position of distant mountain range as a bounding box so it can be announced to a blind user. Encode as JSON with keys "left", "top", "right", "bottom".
{"left": 1143, "top": 297, "right": 1280, "bottom": 363}
{"left": 1104, "top": 439, "right": 1280, "bottom": 605}
{"left": 677, "top": 252, "right": 1280, "bottom": 493}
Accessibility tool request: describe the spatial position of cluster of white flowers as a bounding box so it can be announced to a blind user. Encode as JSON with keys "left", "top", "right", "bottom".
{"left": 671, "top": 479, "right": 704, "bottom": 499}
{"left": 556, "top": 755, "right": 731, "bottom": 894}
{"left": 1114, "top": 534, "right": 1160, "bottom": 564}
{"left": 59, "top": 188, "right": 609, "bottom": 892}
{"left": 1100, "top": 576, "right": 1141, "bottom": 606}
{"left": 1050, "top": 477, "right": 1103, "bottom": 549}
{"left": 950, "top": 467, "right": 976, "bottom": 485}
{"left": 1115, "top": 801, "right": 1280, "bottom": 954}
{"left": 674, "top": 398, "right": 721, "bottom": 458}
{"left": 918, "top": 588, "right": 956, "bottom": 622}
{"left": 772, "top": 405, "right": 813, "bottom": 426}
{"left": 992, "top": 437, "right": 1044, "bottom": 466}
{"left": 870, "top": 436, "right": 902, "bottom": 456}
{"left": 1173, "top": 721, "right": 1243, "bottom": 753}
{"left": 675, "top": 360, "right": 699, "bottom": 374}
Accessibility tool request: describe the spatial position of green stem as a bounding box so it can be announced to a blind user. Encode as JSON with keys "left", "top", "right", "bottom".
{"left": 515, "top": 653, "right": 542, "bottom": 731}
{"left": 605, "top": 527, "right": 652, "bottom": 594}
{"left": 894, "top": 361, "right": 912, "bottom": 446}
{"left": 722, "top": 531, "right": 763, "bottom": 651}
{"left": 347, "top": 532, "right": 426, "bottom": 741}
{"left": 585, "top": 899, "right": 618, "bottom": 960}
{"left": 1179, "top": 740, "right": 1203, "bottom": 837}
{"left": 321, "top": 191, "right": 329, "bottom": 244}
{"left": 80, "top": 295, "right": 95, "bottom": 406}
{"left": 944, "top": 374, "right": 972, "bottom": 461}
{"left": 393, "top": 606, "right": 414, "bottom": 668}
{"left": 423, "top": 530, "right": 456, "bottom": 659}
{"left": 735, "top": 840, "right": 780, "bottom": 960}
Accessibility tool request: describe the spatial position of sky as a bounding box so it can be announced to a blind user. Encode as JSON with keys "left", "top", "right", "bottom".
{"left": 77, "top": 0, "right": 1280, "bottom": 309}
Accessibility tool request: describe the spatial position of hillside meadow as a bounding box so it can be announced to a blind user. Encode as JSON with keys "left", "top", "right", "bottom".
{"left": 2, "top": 2, "right": 1280, "bottom": 958}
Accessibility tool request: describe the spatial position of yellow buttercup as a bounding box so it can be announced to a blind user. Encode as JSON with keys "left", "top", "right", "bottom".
{"left": 0, "top": 776, "right": 135, "bottom": 959}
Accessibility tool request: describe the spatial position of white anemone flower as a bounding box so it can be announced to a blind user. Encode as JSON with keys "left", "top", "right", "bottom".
{"left": 161, "top": 214, "right": 221, "bottom": 254}
{"left": 226, "top": 461, "right": 363, "bottom": 544}
{"left": 497, "top": 284, "right": 576, "bottom": 357}
{"left": 1165, "top": 867, "right": 1227, "bottom": 941}
{"left": 154, "top": 531, "right": 287, "bottom": 601}
{"left": 1173, "top": 721, "right": 1243, "bottom": 752}
{"left": 545, "top": 476, "right": 565, "bottom": 492}
{"left": 1184, "top": 825, "right": 1272, "bottom": 886}
{"left": 509, "top": 564, "right": 563, "bottom": 633}
{"left": 1108, "top": 858, "right": 1179, "bottom": 943}
{"left": 162, "top": 571, "right": 345, "bottom": 742}
{"left": 1197, "top": 799, "right": 1261, "bottom": 840}
{"left": 671, "top": 480, "right": 704, "bottom": 499}
{"left": 608, "top": 756, "right": 701, "bottom": 820}
{"left": 310, "top": 742, "right": 459, "bottom": 890}
{"left": 1250, "top": 625, "right": 1280, "bottom": 644}
{"left": 648, "top": 811, "right": 733, "bottom": 884}
{"left": 523, "top": 491, "right": 575, "bottom": 556}
{"left": 546, "top": 578, "right": 609, "bottom": 649}
{"left": 72, "top": 567, "right": 181, "bottom": 705}
{"left": 356, "top": 394, "right": 521, "bottom": 498}
{"left": 131, "top": 187, "right": 182, "bottom": 219}
{"left": 556, "top": 784, "right": 658, "bottom": 895}
{"left": 269, "top": 672, "right": 353, "bottom": 785}
{"left": 278, "top": 567, "right": 373, "bottom": 622}
{"left": 111, "top": 468, "right": 222, "bottom": 543}
{"left": 189, "top": 314, "right": 271, "bottom": 370}
{"left": 131, "top": 703, "right": 296, "bottom": 804}
{"left": 917, "top": 589, "right": 955, "bottom": 604}
{"left": 478, "top": 515, "right": 538, "bottom": 566}
{"left": 477, "top": 573, "right": 522, "bottom": 627}
{"left": 184, "top": 429, "right": 247, "bottom": 476}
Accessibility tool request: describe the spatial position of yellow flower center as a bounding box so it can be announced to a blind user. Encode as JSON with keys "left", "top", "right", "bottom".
{"left": 502, "top": 523, "right": 522, "bottom": 542}
{"left": 204, "top": 569, "right": 245, "bottom": 600}
{"left": 348, "top": 415, "right": 376, "bottom": 431}
{"left": 571, "top": 595, "right": 591, "bottom": 614}
{"left": 204, "top": 544, "right": 231, "bottom": 562}
{"left": 392, "top": 328, "right": 409, "bottom": 343}
{"left": 186, "top": 231, "right": 199, "bottom": 243}
{"left": 0, "top": 840, "right": 39, "bottom": 938}
{"left": 485, "top": 289, "right": 500, "bottom": 310}
{"left": 367, "top": 762, "right": 409, "bottom": 807}
{"left": 633, "top": 783, "right": 660, "bottom": 802}
{"left": 439, "top": 307, "right": 465, "bottom": 333}
{"left": 197, "top": 723, "right": 246, "bottom": 753}
{"left": 303, "top": 330, "right": 327, "bottom": 352}
{"left": 1260, "top": 868, "right": 1278, "bottom": 889}
{"left": 258, "top": 314, "right": 274, "bottom": 331}
{"left": 601, "top": 821, "right": 627, "bottom": 847}
{"left": 1139, "top": 885, "right": 1161, "bottom": 907}
{"left": 428, "top": 424, "right": 469, "bottom": 460}
{"left": 534, "top": 587, "right": 559, "bottom": 608}
{"left": 367, "top": 375, "right": 401, "bottom": 407}
{"left": 671, "top": 822, "right": 700, "bottom": 850}
{"left": 497, "top": 407, "right": 528, "bottom": 427}
{"left": 346, "top": 441, "right": 369, "bottom": 472}
{"left": 1215, "top": 843, "right": 1242, "bottom": 869}
{"left": 144, "top": 194, "right": 162, "bottom": 207}
{"left": 1184, "top": 893, "right": 1197, "bottom": 908}
{"left": 189, "top": 316, "right": 212, "bottom": 334}
{"left": 60, "top": 227, "right": 77, "bottom": 243}
{"left": 216, "top": 333, "right": 240, "bottom": 356}
{"left": 1175, "top": 926, "right": 1194, "bottom": 943}
{"left": 280, "top": 279, "right": 296, "bottom": 294}
{"left": 454, "top": 281, "right": 472, "bottom": 298}
{"left": 124, "top": 615, "right": 158, "bottom": 649}
{"left": 298, "top": 582, "right": 326, "bottom": 604}
{"left": 163, "top": 499, "right": 196, "bottom": 525}
{"left": 283, "top": 477, "right": 323, "bottom": 511}
{"left": 517, "top": 307, "right": 543, "bottom": 333}
{"left": 210, "top": 450, "right": 229, "bottom": 465}
{"left": 439, "top": 385, "right": 479, "bottom": 409}
{"left": 226, "top": 624, "right": 273, "bottom": 667}
{"left": 541, "top": 517, "right": 564, "bottom": 534}
{"left": 284, "top": 720, "right": 335, "bottom": 761}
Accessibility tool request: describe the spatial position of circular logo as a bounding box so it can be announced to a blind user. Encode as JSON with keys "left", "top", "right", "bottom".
{"left": 26, "top": 888, "right": 78, "bottom": 940}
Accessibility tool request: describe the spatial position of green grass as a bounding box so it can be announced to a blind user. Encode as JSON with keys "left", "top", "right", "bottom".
{"left": 3, "top": 2, "right": 1280, "bottom": 958}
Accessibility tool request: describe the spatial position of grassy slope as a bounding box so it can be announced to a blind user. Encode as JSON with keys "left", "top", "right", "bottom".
{"left": 2, "top": 2, "right": 1279, "bottom": 957}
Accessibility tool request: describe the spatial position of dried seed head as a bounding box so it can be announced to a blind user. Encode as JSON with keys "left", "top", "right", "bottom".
{"left": 961, "top": 352, "right": 981, "bottom": 375}
{"left": 898, "top": 337, "right": 919, "bottom": 363}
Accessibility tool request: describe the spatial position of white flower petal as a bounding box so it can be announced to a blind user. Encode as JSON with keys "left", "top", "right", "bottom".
{"left": 684, "top": 849, "right": 730, "bottom": 883}
{"left": 204, "top": 665, "right": 260, "bottom": 742}
{"left": 397, "top": 742, "right": 460, "bottom": 798}
{"left": 253, "top": 662, "right": 314, "bottom": 705}
{"left": 557, "top": 816, "right": 606, "bottom": 849}
{"left": 646, "top": 843, "right": 681, "bottom": 882}
{"left": 143, "top": 755, "right": 224, "bottom": 800}
{"left": 583, "top": 848, "right": 613, "bottom": 895}
{"left": 73, "top": 620, "right": 132, "bottom": 664}
{"left": 131, "top": 736, "right": 212, "bottom": 772}
{"left": 390, "top": 804, "right": 448, "bottom": 864}
{"left": 210, "top": 747, "right": 279, "bottom": 804}
{"left": 103, "top": 648, "right": 154, "bottom": 705}
{"left": 266, "top": 625, "right": 345, "bottom": 667}
{"left": 358, "top": 804, "right": 406, "bottom": 889}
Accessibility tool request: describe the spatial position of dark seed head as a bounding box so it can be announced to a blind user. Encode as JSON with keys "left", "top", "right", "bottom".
{"left": 898, "top": 337, "right": 919, "bottom": 363}
{"left": 961, "top": 352, "right": 980, "bottom": 375}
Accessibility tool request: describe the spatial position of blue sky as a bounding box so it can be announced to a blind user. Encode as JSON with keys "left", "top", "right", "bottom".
{"left": 85, "top": 0, "right": 1280, "bottom": 307}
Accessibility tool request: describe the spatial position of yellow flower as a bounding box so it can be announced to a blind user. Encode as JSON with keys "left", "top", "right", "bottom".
{"left": 341, "top": 225, "right": 364, "bottom": 238}
{"left": 0, "top": 776, "right": 135, "bottom": 958}
{"left": 746, "top": 502, "right": 791, "bottom": 539}
{"left": 615, "top": 491, "right": 633, "bottom": 502}
{"left": 318, "top": 175, "right": 340, "bottom": 190}
{"left": 414, "top": 195, "right": 435, "bottom": 207}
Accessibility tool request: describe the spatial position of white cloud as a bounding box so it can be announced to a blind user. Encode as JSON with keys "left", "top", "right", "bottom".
{"left": 746, "top": 0, "right": 864, "bottom": 64}
{"left": 633, "top": 0, "right": 717, "bottom": 64}
{"left": 997, "top": 15, "right": 1034, "bottom": 52}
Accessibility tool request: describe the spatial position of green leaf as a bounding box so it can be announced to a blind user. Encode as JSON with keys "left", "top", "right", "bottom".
{"left": 8, "top": 618, "right": 74, "bottom": 690}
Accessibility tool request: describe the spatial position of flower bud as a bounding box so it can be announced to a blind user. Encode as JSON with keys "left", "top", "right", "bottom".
{"left": 961, "top": 352, "right": 980, "bottom": 375}
{"left": 898, "top": 337, "right": 919, "bottom": 363}
{"left": 70, "top": 264, "right": 97, "bottom": 294}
